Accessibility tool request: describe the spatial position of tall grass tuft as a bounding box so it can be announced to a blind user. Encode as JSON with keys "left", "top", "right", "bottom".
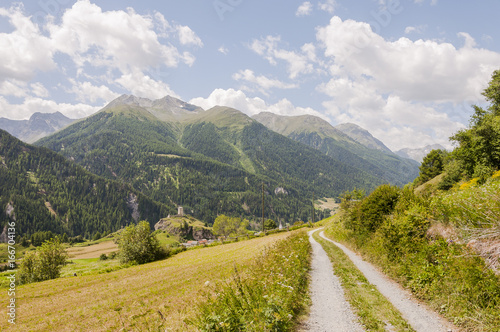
{"left": 190, "top": 231, "right": 311, "bottom": 331}
{"left": 433, "top": 179, "right": 500, "bottom": 241}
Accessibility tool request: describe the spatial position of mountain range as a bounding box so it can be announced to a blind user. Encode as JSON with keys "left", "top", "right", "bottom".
{"left": 35, "top": 95, "right": 388, "bottom": 225}
{"left": 1, "top": 94, "right": 421, "bottom": 238}
{"left": 0, "top": 112, "right": 75, "bottom": 143}
{"left": 395, "top": 144, "right": 447, "bottom": 162}
{"left": 253, "top": 112, "right": 419, "bottom": 186}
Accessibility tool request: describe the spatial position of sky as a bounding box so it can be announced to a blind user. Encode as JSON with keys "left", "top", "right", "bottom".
{"left": 1, "top": 0, "right": 500, "bottom": 151}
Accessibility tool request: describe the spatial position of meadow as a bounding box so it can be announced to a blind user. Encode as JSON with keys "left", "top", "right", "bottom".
{"left": 0, "top": 232, "right": 292, "bottom": 331}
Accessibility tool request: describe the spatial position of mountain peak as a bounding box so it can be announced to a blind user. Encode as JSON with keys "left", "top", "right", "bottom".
{"left": 105, "top": 94, "right": 154, "bottom": 109}
{"left": 396, "top": 144, "right": 447, "bottom": 163}
{"left": 335, "top": 123, "right": 392, "bottom": 153}
{"left": 104, "top": 94, "right": 204, "bottom": 121}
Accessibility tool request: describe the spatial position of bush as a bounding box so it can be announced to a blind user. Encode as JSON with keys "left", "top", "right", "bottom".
{"left": 18, "top": 238, "right": 68, "bottom": 284}
{"left": 116, "top": 221, "right": 167, "bottom": 265}
{"left": 344, "top": 184, "right": 401, "bottom": 233}
{"left": 264, "top": 219, "right": 276, "bottom": 230}
{"left": 99, "top": 253, "right": 108, "bottom": 261}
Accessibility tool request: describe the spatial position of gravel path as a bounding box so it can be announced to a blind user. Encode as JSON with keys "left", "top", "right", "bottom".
{"left": 319, "top": 231, "right": 456, "bottom": 332}
{"left": 301, "top": 230, "right": 364, "bottom": 332}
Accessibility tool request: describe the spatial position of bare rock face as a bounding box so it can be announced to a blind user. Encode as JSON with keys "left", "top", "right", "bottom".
{"left": 154, "top": 217, "right": 215, "bottom": 240}
{"left": 192, "top": 228, "right": 215, "bottom": 241}
{"left": 126, "top": 193, "right": 140, "bottom": 222}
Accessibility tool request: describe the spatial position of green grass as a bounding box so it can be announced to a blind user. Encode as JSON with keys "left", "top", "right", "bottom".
{"left": 0, "top": 243, "right": 34, "bottom": 262}
{"left": 60, "top": 258, "right": 125, "bottom": 278}
{"left": 312, "top": 229, "right": 414, "bottom": 332}
{"left": 71, "top": 234, "right": 118, "bottom": 247}
{"left": 155, "top": 231, "right": 180, "bottom": 247}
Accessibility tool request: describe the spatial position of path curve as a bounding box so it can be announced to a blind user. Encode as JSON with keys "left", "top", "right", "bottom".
{"left": 319, "top": 231, "right": 456, "bottom": 332}
{"left": 302, "top": 230, "right": 364, "bottom": 332}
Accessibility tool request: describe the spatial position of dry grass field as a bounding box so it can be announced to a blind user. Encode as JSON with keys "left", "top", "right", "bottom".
{"left": 1, "top": 232, "right": 292, "bottom": 332}
{"left": 66, "top": 240, "right": 119, "bottom": 259}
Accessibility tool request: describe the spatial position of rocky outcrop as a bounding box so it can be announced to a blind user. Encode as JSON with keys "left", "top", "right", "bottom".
{"left": 154, "top": 217, "right": 215, "bottom": 240}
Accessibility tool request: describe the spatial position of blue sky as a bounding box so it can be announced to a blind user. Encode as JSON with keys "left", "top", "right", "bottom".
{"left": 1, "top": 0, "right": 500, "bottom": 150}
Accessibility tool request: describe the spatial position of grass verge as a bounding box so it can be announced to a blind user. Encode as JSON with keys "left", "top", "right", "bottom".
{"left": 312, "top": 230, "right": 414, "bottom": 332}
{"left": 325, "top": 213, "right": 500, "bottom": 331}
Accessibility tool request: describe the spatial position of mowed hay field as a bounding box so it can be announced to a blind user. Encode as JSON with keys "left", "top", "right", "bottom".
{"left": 1, "top": 232, "right": 293, "bottom": 332}
{"left": 66, "top": 240, "right": 118, "bottom": 259}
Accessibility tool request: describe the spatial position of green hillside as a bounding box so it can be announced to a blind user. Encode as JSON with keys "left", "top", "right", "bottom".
{"left": 0, "top": 129, "right": 174, "bottom": 239}
{"left": 253, "top": 112, "right": 419, "bottom": 186}
{"left": 36, "top": 97, "right": 383, "bottom": 225}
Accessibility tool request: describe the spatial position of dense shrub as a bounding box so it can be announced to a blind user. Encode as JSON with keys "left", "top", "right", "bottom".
{"left": 18, "top": 238, "right": 68, "bottom": 284}
{"left": 116, "top": 221, "right": 168, "bottom": 264}
{"left": 344, "top": 184, "right": 400, "bottom": 233}
{"left": 330, "top": 180, "right": 500, "bottom": 331}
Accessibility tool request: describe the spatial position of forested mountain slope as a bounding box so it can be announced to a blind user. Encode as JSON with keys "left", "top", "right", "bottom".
{"left": 0, "top": 129, "right": 174, "bottom": 240}
{"left": 253, "top": 112, "right": 419, "bottom": 186}
{"left": 36, "top": 95, "right": 384, "bottom": 225}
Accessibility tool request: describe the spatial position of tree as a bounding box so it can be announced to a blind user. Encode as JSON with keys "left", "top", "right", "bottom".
{"left": 18, "top": 238, "right": 68, "bottom": 284}
{"left": 116, "top": 221, "right": 165, "bottom": 264}
{"left": 264, "top": 219, "right": 276, "bottom": 230}
{"left": 213, "top": 215, "right": 249, "bottom": 238}
{"left": 416, "top": 149, "right": 446, "bottom": 184}
{"left": 451, "top": 70, "right": 500, "bottom": 181}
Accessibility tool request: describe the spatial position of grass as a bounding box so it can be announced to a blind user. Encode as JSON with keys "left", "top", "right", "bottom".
{"left": 0, "top": 243, "right": 34, "bottom": 263}
{"left": 190, "top": 230, "right": 311, "bottom": 331}
{"left": 60, "top": 258, "right": 125, "bottom": 278}
{"left": 66, "top": 240, "right": 118, "bottom": 259}
{"left": 0, "top": 231, "right": 292, "bottom": 331}
{"left": 155, "top": 231, "right": 180, "bottom": 247}
{"left": 312, "top": 229, "right": 414, "bottom": 332}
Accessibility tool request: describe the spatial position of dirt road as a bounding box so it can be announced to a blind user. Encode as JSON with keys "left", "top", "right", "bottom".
{"left": 319, "top": 231, "right": 456, "bottom": 332}
{"left": 301, "top": 230, "right": 365, "bottom": 331}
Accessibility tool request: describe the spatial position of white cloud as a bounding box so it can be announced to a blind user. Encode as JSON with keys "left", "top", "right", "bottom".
{"left": 69, "top": 80, "right": 119, "bottom": 103}
{"left": 0, "top": 96, "right": 101, "bottom": 120}
{"left": 0, "top": 79, "right": 27, "bottom": 98}
{"left": 115, "top": 69, "right": 179, "bottom": 100}
{"left": 314, "top": 16, "right": 500, "bottom": 149}
{"left": 319, "top": 77, "right": 465, "bottom": 150}
{"left": 189, "top": 88, "right": 325, "bottom": 119}
{"left": 218, "top": 45, "right": 229, "bottom": 55}
{"left": 249, "top": 36, "right": 315, "bottom": 79}
{"left": 316, "top": 17, "right": 500, "bottom": 104}
{"left": 30, "top": 82, "right": 50, "bottom": 98}
{"left": 296, "top": 2, "right": 313, "bottom": 16}
{"left": 177, "top": 25, "right": 203, "bottom": 47}
{"left": 415, "top": 0, "right": 438, "bottom": 5}
{"left": 404, "top": 25, "right": 426, "bottom": 34}
{"left": 0, "top": 5, "right": 55, "bottom": 82}
{"left": 318, "top": 0, "right": 337, "bottom": 13}
{"left": 47, "top": 1, "right": 195, "bottom": 71}
{"left": 233, "top": 69, "right": 298, "bottom": 95}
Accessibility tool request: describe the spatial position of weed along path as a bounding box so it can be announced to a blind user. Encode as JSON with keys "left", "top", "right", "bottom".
{"left": 319, "top": 231, "right": 456, "bottom": 332}
{"left": 302, "top": 229, "right": 364, "bottom": 331}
